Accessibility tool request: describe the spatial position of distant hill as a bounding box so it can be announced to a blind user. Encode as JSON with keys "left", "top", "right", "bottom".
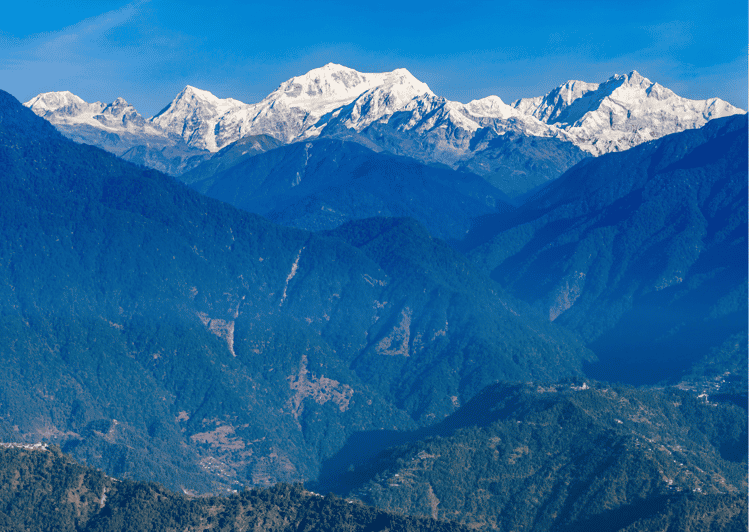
{"left": 185, "top": 138, "right": 513, "bottom": 241}
{"left": 454, "top": 130, "right": 590, "bottom": 198}
{"left": 315, "top": 382, "right": 747, "bottom": 532}
{"left": 0, "top": 445, "right": 468, "bottom": 532}
{"left": 464, "top": 114, "right": 748, "bottom": 385}
{"left": 0, "top": 89, "right": 589, "bottom": 491}
{"left": 178, "top": 133, "right": 284, "bottom": 186}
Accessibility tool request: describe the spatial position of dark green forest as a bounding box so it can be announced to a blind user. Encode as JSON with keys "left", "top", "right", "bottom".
{"left": 0, "top": 446, "right": 468, "bottom": 531}
{"left": 464, "top": 115, "right": 748, "bottom": 387}
{"left": 314, "top": 382, "right": 747, "bottom": 531}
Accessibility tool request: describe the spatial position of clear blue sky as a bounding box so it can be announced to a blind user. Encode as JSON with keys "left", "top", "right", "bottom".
{"left": 2, "top": 0, "right": 746, "bottom": 116}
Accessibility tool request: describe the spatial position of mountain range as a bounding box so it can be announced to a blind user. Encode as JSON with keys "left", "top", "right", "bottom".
{"left": 24, "top": 64, "right": 743, "bottom": 197}
{"left": 0, "top": 89, "right": 589, "bottom": 493}
{"left": 0, "top": 444, "right": 468, "bottom": 531}
{"left": 3, "top": 61, "right": 747, "bottom": 531}
{"left": 183, "top": 138, "right": 514, "bottom": 240}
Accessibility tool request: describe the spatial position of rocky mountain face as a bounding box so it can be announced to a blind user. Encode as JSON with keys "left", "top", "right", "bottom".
{"left": 0, "top": 90, "right": 589, "bottom": 492}
{"left": 316, "top": 381, "right": 747, "bottom": 532}
{"left": 150, "top": 85, "right": 246, "bottom": 151}
{"left": 24, "top": 90, "right": 211, "bottom": 175}
{"left": 511, "top": 71, "right": 741, "bottom": 155}
{"left": 464, "top": 114, "right": 748, "bottom": 385}
{"left": 24, "top": 65, "right": 744, "bottom": 197}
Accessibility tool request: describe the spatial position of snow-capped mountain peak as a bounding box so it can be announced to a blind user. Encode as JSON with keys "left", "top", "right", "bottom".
{"left": 378, "top": 67, "right": 432, "bottom": 92}
{"left": 603, "top": 71, "right": 678, "bottom": 104}
{"left": 25, "top": 90, "right": 80, "bottom": 110}
{"left": 464, "top": 95, "right": 516, "bottom": 119}
{"left": 263, "top": 63, "right": 433, "bottom": 115}
{"left": 512, "top": 71, "right": 671, "bottom": 127}
{"left": 93, "top": 97, "right": 146, "bottom": 129}
{"left": 24, "top": 91, "right": 105, "bottom": 119}
{"left": 512, "top": 80, "right": 600, "bottom": 123}
{"left": 290, "top": 67, "right": 437, "bottom": 138}
{"left": 180, "top": 84, "right": 219, "bottom": 99}
{"left": 506, "top": 70, "right": 745, "bottom": 154}
{"left": 149, "top": 86, "right": 246, "bottom": 151}
{"left": 206, "top": 65, "right": 436, "bottom": 147}
{"left": 144, "top": 67, "right": 434, "bottom": 151}
{"left": 152, "top": 85, "right": 245, "bottom": 119}
{"left": 374, "top": 68, "right": 434, "bottom": 101}
{"left": 614, "top": 70, "right": 659, "bottom": 89}
{"left": 100, "top": 97, "right": 137, "bottom": 116}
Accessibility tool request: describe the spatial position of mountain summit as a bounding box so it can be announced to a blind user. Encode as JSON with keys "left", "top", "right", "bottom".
{"left": 512, "top": 70, "right": 742, "bottom": 154}
{"left": 204, "top": 64, "right": 435, "bottom": 148}
{"left": 150, "top": 85, "right": 246, "bottom": 151}
{"left": 267, "top": 63, "right": 433, "bottom": 113}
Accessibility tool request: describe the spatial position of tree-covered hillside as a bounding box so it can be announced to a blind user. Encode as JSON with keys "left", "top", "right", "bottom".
{"left": 185, "top": 138, "right": 512, "bottom": 240}
{"left": 316, "top": 382, "right": 747, "bottom": 531}
{"left": 0, "top": 445, "right": 468, "bottom": 532}
{"left": 464, "top": 115, "right": 748, "bottom": 385}
{"left": 455, "top": 130, "right": 590, "bottom": 198}
{"left": 0, "top": 89, "right": 590, "bottom": 491}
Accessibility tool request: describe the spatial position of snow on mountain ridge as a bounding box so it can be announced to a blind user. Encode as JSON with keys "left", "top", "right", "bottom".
{"left": 541, "top": 71, "right": 743, "bottom": 154}
{"left": 266, "top": 63, "right": 429, "bottom": 113}
{"left": 91, "top": 97, "right": 149, "bottom": 129}
{"left": 149, "top": 85, "right": 246, "bottom": 151}
{"left": 23, "top": 91, "right": 163, "bottom": 136}
{"left": 25, "top": 91, "right": 106, "bottom": 122}
{"left": 316, "top": 73, "right": 437, "bottom": 135}
{"left": 512, "top": 80, "right": 600, "bottom": 123}
{"left": 24, "top": 67, "right": 745, "bottom": 167}
{"left": 464, "top": 95, "right": 517, "bottom": 119}
{"left": 201, "top": 64, "right": 435, "bottom": 148}
{"left": 22, "top": 90, "right": 211, "bottom": 176}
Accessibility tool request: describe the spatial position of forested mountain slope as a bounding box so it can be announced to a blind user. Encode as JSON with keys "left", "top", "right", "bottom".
{"left": 0, "top": 445, "right": 467, "bottom": 532}
{"left": 318, "top": 382, "right": 747, "bottom": 531}
{"left": 465, "top": 114, "right": 748, "bottom": 385}
{"left": 185, "top": 138, "right": 513, "bottom": 241}
{"left": 0, "top": 89, "right": 589, "bottom": 491}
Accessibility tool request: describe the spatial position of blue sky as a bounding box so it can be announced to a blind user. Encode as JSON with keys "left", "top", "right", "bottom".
{"left": 2, "top": 0, "right": 746, "bottom": 116}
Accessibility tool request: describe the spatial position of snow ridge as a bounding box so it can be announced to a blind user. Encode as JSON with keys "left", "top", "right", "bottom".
{"left": 24, "top": 67, "right": 745, "bottom": 167}
{"left": 25, "top": 91, "right": 161, "bottom": 137}
{"left": 511, "top": 71, "right": 743, "bottom": 154}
